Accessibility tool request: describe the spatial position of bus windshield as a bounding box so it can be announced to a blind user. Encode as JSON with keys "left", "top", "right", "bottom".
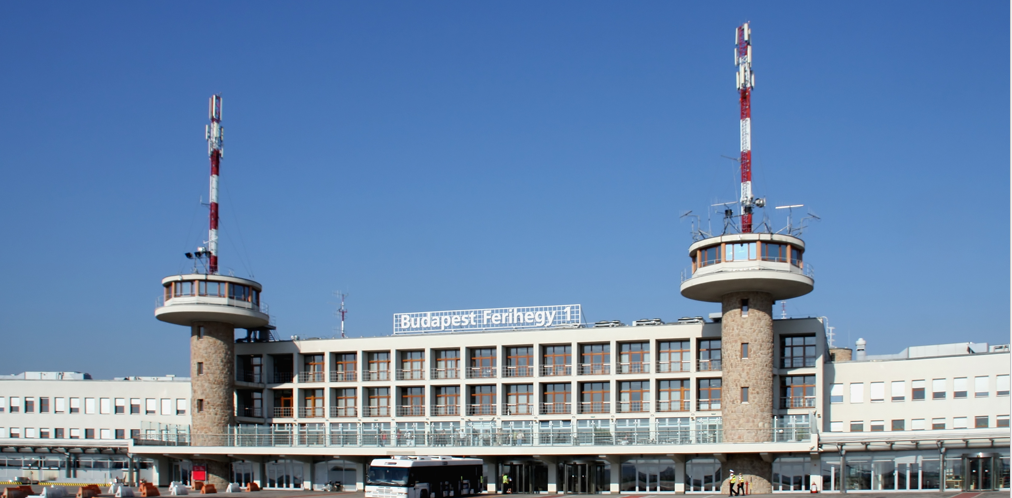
{"left": 368, "top": 467, "right": 410, "bottom": 486}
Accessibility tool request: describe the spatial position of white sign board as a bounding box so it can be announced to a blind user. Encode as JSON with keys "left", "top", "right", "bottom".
{"left": 393, "top": 304, "right": 582, "bottom": 335}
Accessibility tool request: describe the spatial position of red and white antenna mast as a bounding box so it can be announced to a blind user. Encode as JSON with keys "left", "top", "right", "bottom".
{"left": 735, "top": 23, "right": 761, "bottom": 233}
{"left": 205, "top": 95, "right": 223, "bottom": 274}
{"left": 337, "top": 291, "right": 349, "bottom": 338}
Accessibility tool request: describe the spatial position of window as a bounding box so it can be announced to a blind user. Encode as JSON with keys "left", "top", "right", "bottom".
{"left": 366, "top": 387, "right": 390, "bottom": 416}
{"left": 542, "top": 384, "right": 571, "bottom": 414}
{"left": 55, "top": 398, "right": 65, "bottom": 413}
{"left": 618, "top": 381, "right": 649, "bottom": 412}
{"left": 698, "top": 378, "right": 721, "bottom": 410}
{"left": 69, "top": 398, "right": 80, "bottom": 414}
{"left": 829, "top": 421, "right": 842, "bottom": 432}
{"left": 24, "top": 398, "right": 34, "bottom": 413}
{"left": 100, "top": 429, "right": 112, "bottom": 440}
{"left": 69, "top": 428, "right": 80, "bottom": 439}
{"left": 85, "top": 429, "right": 95, "bottom": 439}
{"left": 618, "top": 343, "right": 649, "bottom": 374}
{"left": 55, "top": 428, "right": 64, "bottom": 439}
{"left": 504, "top": 384, "right": 533, "bottom": 415}
{"left": 542, "top": 345, "right": 571, "bottom": 376}
{"left": 741, "top": 343, "right": 749, "bottom": 359}
{"left": 891, "top": 381, "right": 904, "bottom": 401}
{"left": 911, "top": 419, "right": 925, "bottom": 430}
{"left": 953, "top": 417, "right": 967, "bottom": 429}
{"left": 997, "top": 374, "right": 1010, "bottom": 396}
{"left": 469, "top": 348, "right": 497, "bottom": 378}
{"left": 505, "top": 347, "right": 534, "bottom": 377}
{"left": 741, "top": 387, "right": 749, "bottom": 403}
{"left": 99, "top": 398, "right": 110, "bottom": 414}
{"left": 891, "top": 419, "right": 904, "bottom": 431}
{"left": 196, "top": 399, "right": 204, "bottom": 413}
{"left": 997, "top": 415, "right": 1010, "bottom": 428}
{"left": 367, "top": 352, "right": 391, "bottom": 381}
{"left": 724, "top": 242, "right": 757, "bottom": 262}
{"left": 657, "top": 379, "right": 689, "bottom": 412}
{"left": 932, "top": 418, "right": 945, "bottom": 430}
{"left": 198, "top": 281, "right": 223, "bottom": 297}
{"left": 174, "top": 281, "right": 194, "bottom": 297}
{"left": 40, "top": 428, "right": 49, "bottom": 439}
{"left": 698, "top": 340, "right": 721, "bottom": 371}
{"left": 0, "top": 398, "right": 5, "bottom": 412}
{"left": 398, "top": 387, "right": 424, "bottom": 416}
{"left": 870, "top": 420, "right": 884, "bottom": 432}
{"left": 114, "top": 398, "right": 125, "bottom": 414}
{"left": 579, "top": 382, "right": 610, "bottom": 413}
{"left": 115, "top": 429, "right": 125, "bottom": 439}
{"left": 197, "top": 362, "right": 204, "bottom": 375}
{"left": 580, "top": 344, "right": 610, "bottom": 375}
{"left": 762, "top": 242, "right": 788, "bottom": 262}
{"left": 781, "top": 375, "right": 816, "bottom": 408}
{"left": 700, "top": 246, "right": 721, "bottom": 267}
{"left": 176, "top": 399, "right": 187, "bottom": 416}
{"left": 741, "top": 299, "right": 749, "bottom": 317}
{"left": 781, "top": 335, "right": 816, "bottom": 368}
{"left": 974, "top": 415, "right": 988, "bottom": 428}
{"left": 469, "top": 385, "right": 496, "bottom": 415}
{"left": 25, "top": 428, "right": 36, "bottom": 438}
{"left": 932, "top": 379, "right": 946, "bottom": 400}
{"left": 912, "top": 380, "right": 925, "bottom": 400}
{"left": 10, "top": 397, "right": 20, "bottom": 413}
{"left": 333, "top": 352, "right": 357, "bottom": 381}
{"left": 790, "top": 246, "right": 803, "bottom": 267}
{"left": 850, "top": 421, "right": 863, "bottom": 432}
{"left": 9, "top": 428, "right": 20, "bottom": 439}
{"left": 850, "top": 383, "right": 864, "bottom": 403}
{"left": 432, "top": 350, "right": 458, "bottom": 380}
{"left": 870, "top": 382, "right": 884, "bottom": 402}
{"left": 974, "top": 376, "right": 989, "bottom": 397}
{"left": 953, "top": 378, "right": 967, "bottom": 399}
{"left": 130, "top": 399, "right": 140, "bottom": 414}
{"left": 399, "top": 351, "right": 424, "bottom": 380}
{"left": 84, "top": 398, "right": 96, "bottom": 414}
{"left": 145, "top": 399, "right": 156, "bottom": 414}
{"left": 830, "top": 384, "right": 843, "bottom": 403}
{"left": 334, "top": 388, "right": 357, "bottom": 417}
{"left": 657, "top": 341, "right": 690, "bottom": 373}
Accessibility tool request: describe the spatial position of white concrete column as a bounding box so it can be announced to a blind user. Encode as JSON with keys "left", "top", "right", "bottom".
{"left": 809, "top": 452, "right": 822, "bottom": 492}
{"left": 671, "top": 455, "right": 686, "bottom": 494}
{"left": 607, "top": 456, "right": 623, "bottom": 493}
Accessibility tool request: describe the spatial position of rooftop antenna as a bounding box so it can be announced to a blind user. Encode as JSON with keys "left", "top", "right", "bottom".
{"left": 775, "top": 204, "right": 804, "bottom": 234}
{"left": 735, "top": 22, "right": 766, "bottom": 232}
{"left": 712, "top": 201, "right": 739, "bottom": 234}
{"left": 781, "top": 300, "right": 787, "bottom": 319}
{"left": 335, "top": 291, "right": 349, "bottom": 338}
{"left": 827, "top": 326, "right": 836, "bottom": 348}
{"left": 680, "top": 210, "right": 711, "bottom": 241}
{"left": 205, "top": 95, "right": 224, "bottom": 274}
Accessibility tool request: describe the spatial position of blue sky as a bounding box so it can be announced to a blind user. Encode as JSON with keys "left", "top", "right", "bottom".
{"left": 0, "top": 2, "right": 1007, "bottom": 379}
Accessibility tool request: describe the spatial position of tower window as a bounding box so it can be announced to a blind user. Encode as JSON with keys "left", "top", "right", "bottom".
{"left": 741, "top": 343, "right": 749, "bottom": 359}
{"left": 197, "top": 399, "right": 204, "bottom": 412}
{"left": 741, "top": 299, "right": 749, "bottom": 317}
{"left": 197, "top": 362, "right": 204, "bottom": 375}
{"left": 741, "top": 387, "right": 749, "bottom": 403}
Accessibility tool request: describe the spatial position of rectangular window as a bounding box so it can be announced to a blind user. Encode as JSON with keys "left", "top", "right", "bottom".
{"left": 197, "top": 362, "right": 204, "bottom": 375}
{"left": 24, "top": 428, "right": 35, "bottom": 438}
{"left": 911, "top": 419, "right": 925, "bottom": 430}
{"left": 39, "top": 397, "right": 49, "bottom": 413}
{"left": 69, "top": 398, "right": 80, "bottom": 414}
{"left": 55, "top": 398, "right": 66, "bottom": 413}
{"left": 398, "top": 351, "right": 424, "bottom": 380}
{"left": 24, "top": 398, "right": 34, "bottom": 413}
{"left": 100, "top": 429, "right": 112, "bottom": 440}
{"left": 830, "top": 384, "right": 843, "bottom": 403}
{"left": 468, "top": 348, "right": 497, "bottom": 378}
{"left": 850, "top": 383, "right": 864, "bottom": 403}
{"left": 432, "top": 386, "right": 458, "bottom": 416}
{"left": 657, "top": 379, "right": 689, "bottom": 412}
{"left": 115, "top": 429, "right": 125, "bottom": 439}
{"left": 932, "top": 418, "right": 946, "bottom": 430}
{"left": 850, "top": 421, "right": 863, "bottom": 432}
{"left": 84, "top": 428, "right": 95, "bottom": 439}
{"left": 196, "top": 399, "right": 204, "bottom": 413}
{"left": 579, "top": 344, "right": 611, "bottom": 375}
{"left": 618, "top": 381, "right": 649, "bottom": 412}
{"left": 504, "top": 347, "right": 534, "bottom": 377}
{"left": 84, "top": 398, "right": 96, "bottom": 414}
{"left": 0, "top": 397, "right": 5, "bottom": 412}
{"left": 333, "top": 352, "right": 358, "bottom": 381}
{"left": 891, "top": 381, "right": 905, "bottom": 401}
{"left": 542, "top": 383, "right": 571, "bottom": 414}
{"left": 870, "top": 382, "right": 884, "bottom": 402}
{"left": 39, "top": 428, "right": 49, "bottom": 439}
{"left": 912, "top": 380, "right": 925, "bottom": 400}
{"left": 870, "top": 420, "right": 884, "bottom": 432}
{"left": 160, "top": 399, "right": 171, "bottom": 415}
{"left": 69, "top": 428, "right": 80, "bottom": 439}
{"left": 741, "top": 387, "right": 749, "bottom": 403}
{"left": 953, "top": 417, "right": 967, "bottom": 429}
{"left": 997, "top": 374, "right": 1010, "bottom": 396}
{"left": 829, "top": 421, "right": 842, "bottom": 432}
{"left": 367, "top": 387, "right": 391, "bottom": 416}
{"left": 741, "top": 343, "right": 749, "bottom": 359}
{"left": 657, "top": 341, "right": 690, "bottom": 373}
{"left": 953, "top": 377, "right": 967, "bottom": 399}
{"left": 114, "top": 398, "right": 125, "bottom": 414}
{"left": 761, "top": 242, "right": 788, "bottom": 262}
{"left": 698, "top": 339, "right": 721, "bottom": 371}
{"left": 100, "top": 398, "right": 111, "bottom": 414}
{"left": 781, "top": 335, "right": 817, "bottom": 368}
{"left": 781, "top": 375, "right": 816, "bottom": 408}
{"left": 55, "top": 428, "right": 64, "bottom": 439}
{"left": 618, "top": 343, "right": 649, "bottom": 374}
{"left": 10, "top": 397, "right": 20, "bottom": 413}
{"left": 891, "top": 419, "right": 904, "bottom": 431}
{"left": 932, "top": 379, "right": 946, "bottom": 400}
{"left": 130, "top": 429, "right": 140, "bottom": 439}
{"left": 974, "top": 415, "right": 988, "bottom": 428}
{"left": 9, "top": 428, "right": 20, "bottom": 439}
{"left": 397, "top": 387, "right": 424, "bottom": 416}
{"left": 997, "top": 415, "right": 1010, "bottom": 428}
{"left": 367, "top": 352, "right": 391, "bottom": 381}
{"left": 974, "top": 376, "right": 989, "bottom": 397}
{"left": 542, "top": 345, "right": 572, "bottom": 376}
{"left": 724, "top": 242, "right": 757, "bottom": 262}
{"left": 698, "top": 378, "right": 722, "bottom": 410}
{"left": 504, "top": 384, "right": 534, "bottom": 415}
{"left": 469, "top": 385, "right": 496, "bottom": 415}
{"left": 145, "top": 399, "right": 156, "bottom": 414}
{"left": 741, "top": 299, "right": 749, "bottom": 317}
{"left": 176, "top": 399, "right": 187, "bottom": 416}
{"left": 130, "top": 399, "right": 140, "bottom": 414}
{"left": 579, "top": 382, "right": 611, "bottom": 413}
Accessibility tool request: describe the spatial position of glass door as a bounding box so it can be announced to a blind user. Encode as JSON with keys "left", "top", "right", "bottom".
{"left": 967, "top": 456, "right": 993, "bottom": 491}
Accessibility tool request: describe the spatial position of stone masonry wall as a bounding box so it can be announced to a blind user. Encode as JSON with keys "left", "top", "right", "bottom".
{"left": 720, "top": 454, "right": 773, "bottom": 495}
{"left": 190, "top": 322, "right": 235, "bottom": 444}
{"left": 720, "top": 291, "right": 773, "bottom": 443}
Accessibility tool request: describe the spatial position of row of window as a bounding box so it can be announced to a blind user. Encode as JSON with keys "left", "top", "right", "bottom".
{"left": 830, "top": 414, "right": 1010, "bottom": 432}
{"left": 830, "top": 375, "right": 1011, "bottom": 403}
{"left": 245, "top": 335, "right": 817, "bottom": 383}
{"left": 0, "top": 427, "right": 141, "bottom": 439}
{"left": 692, "top": 241, "right": 803, "bottom": 270}
{"left": 254, "top": 376, "right": 816, "bottom": 418}
{"left": 0, "top": 397, "right": 187, "bottom": 416}
{"left": 163, "top": 280, "right": 260, "bottom": 305}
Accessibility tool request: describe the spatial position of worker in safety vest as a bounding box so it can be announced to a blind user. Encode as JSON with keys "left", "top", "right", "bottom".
{"left": 729, "top": 470, "right": 738, "bottom": 496}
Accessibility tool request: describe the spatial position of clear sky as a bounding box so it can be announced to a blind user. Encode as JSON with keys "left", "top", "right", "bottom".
{"left": 0, "top": 2, "right": 1007, "bottom": 379}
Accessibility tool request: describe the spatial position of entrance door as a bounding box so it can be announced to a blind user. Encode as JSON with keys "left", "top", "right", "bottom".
{"left": 637, "top": 465, "right": 659, "bottom": 492}
{"left": 967, "top": 457, "right": 993, "bottom": 491}
{"left": 504, "top": 463, "right": 531, "bottom": 494}
{"left": 563, "top": 462, "right": 605, "bottom": 493}
{"left": 232, "top": 463, "right": 253, "bottom": 486}
{"left": 896, "top": 462, "right": 919, "bottom": 490}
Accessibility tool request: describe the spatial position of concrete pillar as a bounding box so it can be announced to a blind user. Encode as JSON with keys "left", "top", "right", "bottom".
{"left": 720, "top": 291, "right": 774, "bottom": 444}
{"left": 809, "top": 452, "right": 822, "bottom": 492}
{"left": 540, "top": 457, "right": 558, "bottom": 494}
{"left": 354, "top": 459, "right": 366, "bottom": 492}
{"left": 670, "top": 455, "right": 686, "bottom": 494}
{"left": 839, "top": 449, "right": 847, "bottom": 494}
{"left": 606, "top": 456, "right": 622, "bottom": 493}
{"left": 64, "top": 454, "right": 73, "bottom": 479}
{"left": 481, "top": 457, "right": 498, "bottom": 493}
{"left": 190, "top": 321, "right": 235, "bottom": 488}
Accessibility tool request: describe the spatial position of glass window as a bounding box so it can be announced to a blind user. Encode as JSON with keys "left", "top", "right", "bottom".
{"left": 399, "top": 351, "right": 424, "bottom": 380}
{"left": 974, "top": 376, "right": 988, "bottom": 397}
{"left": 145, "top": 398, "right": 156, "bottom": 414}
{"left": 618, "top": 381, "right": 649, "bottom": 412}
{"left": 891, "top": 419, "right": 904, "bottom": 431}
{"left": 469, "top": 348, "right": 497, "bottom": 378}
{"left": 658, "top": 379, "right": 689, "bottom": 412}
{"left": 618, "top": 343, "right": 649, "bottom": 373}
{"left": 504, "top": 384, "right": 533, "bottom": 415}
{"left": 24, "top": 398, "right": 34, "bottom": 413}
{"left": 870, "top": 420, "right": 884, "bottom": 432}
{"left": 781, "top": 375, "right": 816, "bottom": 408}
{"left": 39, "top": 397, "right": 49, "bottom": 413}
{"left": 129, "top": 399, "right": 140, "bottom": 414}
{"left": 10, "top": 397, "right": 21, "bottom": 413}
{"left": 469, "top": 385, "right": 496, "bottom": 415}
{"left": 176, "top": 399, "right": 187, "bottom": 415}
{"left": 700, "top": 246, "right": 721, "bottom": 267}
{"left": 85, "top": 429, "right": 95, "bottom": 439}
{"left": 657, "top": 341, "right": 690, "bottom": 373}
{"left": 850, "top": 421, "right": 863, "bottom": 432}
{"left": 505, "top": 347, "right": 534, "bottom": 377}
{"left": 334, "top": 388, "right": 357, "bottom": 417}
{"left": 580, "top": 344, "right": 611, "bottom": 375}
{"left": 870, "top": 382, "right": 884, "bottom": 402}
{"left": 69, "top": 398, "right": 80, "bottom": 413}
{"left": 891, "top": 381, "right": 904, "bottom": 401}
{"left": 781, "top": 335, "right": 816, "bottom": 368}
{"left": 830, "top": 384, "right": 843, "bottom": 403}
{"left": 725, "top": 243, "right": 756, "bottom": 262}
{"left": 579, "top": 382, "right": 610, "bottom": 414}
{"left": 790, "top": 247, "right": 803, "bottom": 267}
{"left": 997, "top": 374, "right": 1010, "bottom": 396}
{"left": 55, "top": 398, "right": 65, "bottom": 413}
{"left": 952, "top": 417, "right": 967, "bottom": 429}
{"left": 698, "top": 340, "right": 721, "bottom": 371}
{"left": 850, "top": 383, "right": 864, "bottom": 403}
{"left": 911, "top": 419, "right": 925, "bottom": 430}
{"left": 953, "top": 378, "right": 967, "bottom": 399}
{"left": 697, "top": 378, "right": 721, "bottom": 410}
{"left": 741, "top": 343, "right": 749, "bottom": 359}
{"left": 541, "top": 383, "right": 571, "bottom": 414}
{"left": 333, "top": 352, "right": 357, "bottom": 381}
{"left": 762, "top": 242, "right": 788, "bottom": 262}
{"left": 932, "top": 418, "right": 945, "bottom": 430}
{"left": 84, "top": 398, "right": 95, "bottom": 414}
{"left": 912, "top": 380, "right": 925, "bottom": 400}
{"left": 997, "top": 415, "right": 1009, "bottom": 428}
{"left": 542, "top": 345, "right": 571, "bottom": 376}
{"left": 100, "top": 398, "right": 110, "bottom": 414}
{"left": 932, "top": 379, "right": 946, "bottom": 400}
{"left": 829, "top": 421, "right": 842, "bottom": 432}
{"left": 974, "top": 415, "right": 988, "bottom": 428}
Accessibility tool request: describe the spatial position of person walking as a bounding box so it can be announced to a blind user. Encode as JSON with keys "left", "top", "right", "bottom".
{"left": 728, "top": 470, "right": 738, "bottom": 496}
{"left": 736, "top": 475, "right": 746, "bottom": 496}
{"left": 502, "top": 473, "right": 510, "bottom": 494}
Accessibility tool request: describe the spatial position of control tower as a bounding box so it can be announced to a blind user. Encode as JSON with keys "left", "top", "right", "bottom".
{"left": 679, "top": 23, "right": 814, "bottom": 494}
{"left": 154, "top": 95, "right": 270, "bottom": 488}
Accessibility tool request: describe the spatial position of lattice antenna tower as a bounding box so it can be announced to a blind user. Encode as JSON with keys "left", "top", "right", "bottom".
{"left": 335, "top": 291, "right": 349, "bottom": 338}
{"left": 205, "top": 95, "right": 224, "bottom": 274}
{"left": 735, "top": 23, "right": 766, "bottom": 232}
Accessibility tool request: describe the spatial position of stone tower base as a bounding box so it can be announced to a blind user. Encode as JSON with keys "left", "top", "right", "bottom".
{"left": 720, "top": 454, "right": 772, "bottom": 495}
{"left": 195, "top": 459, "right": 231, "bottom": 489}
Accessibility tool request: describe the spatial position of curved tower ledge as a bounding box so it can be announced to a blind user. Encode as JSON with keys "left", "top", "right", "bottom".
{"left": 680, "top": 233, "right": 814, "bottom": 303}
{"left": 155, "top": 274, "right": 269, "bottom": 328}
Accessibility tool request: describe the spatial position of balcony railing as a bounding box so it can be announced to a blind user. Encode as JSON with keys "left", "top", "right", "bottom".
{"left": 364, "top": 406, "right": 390, "bottom": 417}
{"left": 397, "top": 405, "right": 427, "bottom": 417}
{"left": 541, "top": 365, "right": 572, "bottom": 377}
{"left": 504, "top": 366, "right": 534, "bottom": 378}
{"left": 236, "top": 371, "right": 263, "bottom": 383}
{"left": 273, "top": 407, "right": 294, "bottom": 418}
{"left": 578, "top": 364, "right": 610, "bottom": 375}
{"left": 431, "top": 405, "right": 460, "bottom": 416}
{"left": 578, "top": 402, "right": 611, "bottom": 414}
{"left": 656, "top": 362, "right": 691, "bottom": 373}
{"left": 238, "top": 406, "right": 263, "bottom": 418}
{"left": 656, "top": 400, "right": 691, "bottom": 412}
{"left": 330, "top": 406, "right": 357, "bottom": 417}
{"left": 780, "top": 397, "right": 816, "bottom": 409}
{"left": 467, "top": 367, "right": 497, "bottom": 379}
{"left": 697, "top": 360, "right": 721, "bottom": 372}
{"left": 396, "top": 369, "right": 426, "bottom": 381}
{"left": 503, "top": 403, "right": 534, "bottom": 415}
{"left": 430, "top": 367, "right": 459, "bottom": 380}
{"left": 540, "top": 402, "right": 571, "bottom": 415}
{"left": 298, "top": 406, "right": 326, "bottom": 418}
{"left": 364, "top": 370, "right": 390, "bottom": 381}
{"left": 617, "top": 401, "right": 647, "bottom": 413}
{"left": 299, "top": 371, "right": 326, "bottom": 383}
{"left": 617, "top": 362, "right": 650, "bottom": 374}
{"left": 330, "top": 370, "right": 357, "bottom": 382}
{"left": 697, "top": 400, "right": 721, "bottom": 411}
{"left": 467, "top": 404, "right": 496, "bottom": 416}
{"left": 270, "top": 372, "right": 294, "bottom": 384}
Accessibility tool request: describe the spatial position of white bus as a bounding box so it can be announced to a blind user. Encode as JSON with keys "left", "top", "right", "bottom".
{"left": 366, "top": 456, "right": 484, "bottom": 498}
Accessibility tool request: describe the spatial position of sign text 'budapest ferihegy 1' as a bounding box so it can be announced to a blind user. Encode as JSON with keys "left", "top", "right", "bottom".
{"left": 393, "top": 305, "right": 582, "bottom": 335}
